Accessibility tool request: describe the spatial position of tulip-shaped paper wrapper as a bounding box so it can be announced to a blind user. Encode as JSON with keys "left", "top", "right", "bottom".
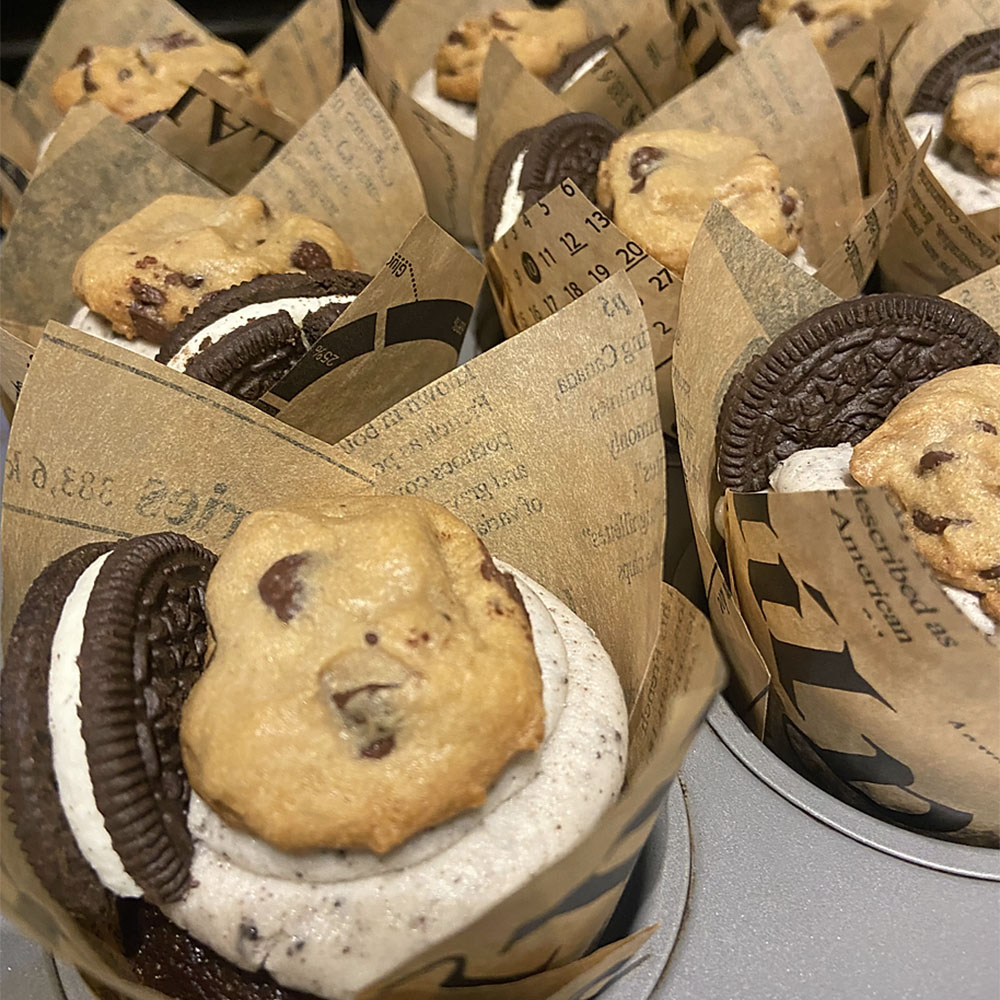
{"left": 0, "top": 70, "right": 487, "bottom": 449}
{"left": 869, "top": 0, "right": 1000, "bottom": 295}
{"left": 351, "top": 0, "right": 689, "bottom": 245}
{"left": 6, "top": 0, "right": 344, "bottom": 193}
{"left": 673, "top": 202, "right": 1000, "bottom": 845}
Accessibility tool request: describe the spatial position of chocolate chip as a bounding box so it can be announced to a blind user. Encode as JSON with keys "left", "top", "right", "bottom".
{"left": 239, "top": 921, "right": 258, "bottom": 941}
{"left": 447, "top": 30, "right": 464, "bottom": 43}
{"left": 364, "top": 632, "right": 378, "bottom": 645}
{"left": 135, "top": 255, "right": 158, "bottom": 269}
{"left": 290, "top": 240, "right": 332, "bottom": 273}
{"left": 979, "top": 565, "right": 1000, "bottom": 580}
{"left": 129, "top": 278, "right": 166, "bottom": 305}
{"left": 490, "top": 13, "right": 516, "bottom": 30}
{"left": 258, "top": 552, "right": 309, "bottom": 622}
{"left": 361, "top": 735, "right": 395, "bottom": 759}
{"left": 128, "top": 308, "right": 169, "bottom": 344}
{"left": 918, "top": 450, "right": 955, "bottom": 472}
{"left": 74, "top": 47, "right": 93, "bottom": 66}
{"left": 118, "top": 68, "right": 132, "bottom": 81}
{"left": 148, "top": 32, "right": 198, "bottom": 51}
{"left": 976, "top": 420, "right": 997, "bottom": 434}
{"left": 82, "top": 67, "right": 97, "bottom": 93}
{"left": 182, "top": 274, "right": 204, "bottom": 289}
{"left": 791, "top": 1, "right": 817, "bottom": 22}
{"left": 163, "top": 272, "right": 183, "bottom": 286}
{"left": 781, "top": 193, "right": 798, "bottom": 216}
{"left": 628, "top": 146, "right": 667, "bottom": 194}
{"left": 912, "top": 510, "right": 970, "bottom": 534}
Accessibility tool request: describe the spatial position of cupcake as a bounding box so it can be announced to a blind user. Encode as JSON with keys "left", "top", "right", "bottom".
{"left": 410, "top": 7, "right": 591, "bottom": 138}
{"left": 1, "top": 496, "right": 628, "bottom": 1000}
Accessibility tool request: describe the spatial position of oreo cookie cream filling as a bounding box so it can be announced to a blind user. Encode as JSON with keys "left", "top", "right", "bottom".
{"left": 47, "top": 550, "right": 143, "bottom": 898}
{"left": 167, "top": 566, "right": 626, "bottom": 1000}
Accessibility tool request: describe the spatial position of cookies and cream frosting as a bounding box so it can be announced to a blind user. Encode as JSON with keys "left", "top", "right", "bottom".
{"left": 167, "top": 565, "right": 626, "bottom": 1000}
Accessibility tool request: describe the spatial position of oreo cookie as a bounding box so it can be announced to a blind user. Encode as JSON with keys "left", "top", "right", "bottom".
{"left": 547, "top": 35, "right": 615, "bottom": 92}
{"left": 716, "top": 294, "right": 1000, "bottom": 491}
{"left": 483, "top": 112, "right": 620, "bottom": 246}
{"left": 156, "top": 269, "right": 371, "bottom": 404}
{"left": 908, "top": 29, "right": 1000, "bottom": 114}
{"left": 1, "top": 532, "right": 216, "bottom": 918}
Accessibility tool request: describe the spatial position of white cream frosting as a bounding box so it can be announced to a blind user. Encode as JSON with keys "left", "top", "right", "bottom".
{"left": 69, "top": 306, "right": 161, "bottom": 360}
{"left": 905, "top": 112, "right": 1000, "bottom": 217}
{"left": 48, "top": 551, "right": 144, "bottom": 898}
{"left": 788, "top": 244, "right": 818, "bottom": 275}
{"left": 410, "top": 68, "right": 478, "bottom": 139}
{"left": 493, "top": 149, "right": 528, "bottom": 246}
{"left": 168, "top": 294, "right": 354, "bottom": 372}
{"left": 771, "top": 443, "right": 996, "bottom": 636}
{"left": 557, "top": 47, "right": 609, "bottom": 92}
{"left": 165, "top": 566, "right": 627, "bottom": 999}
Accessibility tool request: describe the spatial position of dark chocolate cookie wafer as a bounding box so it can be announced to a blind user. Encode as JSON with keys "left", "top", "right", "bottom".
{"left": 79, "top": 532, "right": 216, "bottom": 905}
{"left": 908, "top": 29, "right": 1000, "bottom": 114}
{"left": 547, "top": 35, "right": 614, "bottom": 91}
{"left": 716, "top": 294, "right": 1000, "bottom": 491}
{"left": 156, "top": 269, "right": 371, "bottom": 403}
{"left": 1, "top": 541, "right": 116, "bottom": 925}
{"left": 483, "top": 113, "right": 619, "bottom": 246}
{"left": 120, "top": 900, "right": 316, "bottom": 1000}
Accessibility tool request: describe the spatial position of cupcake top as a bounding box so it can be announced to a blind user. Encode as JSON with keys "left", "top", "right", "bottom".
{"left": 434, "top": 7, "right": 590, "bottom": 105}
{"left": 50, "top": 33, "right": 269, "bottom": 123}
{"left": 596, "top": 128, "right": 802, "bottom": 276}
{"left": 72, "top": 194, "right": 357, "bottom": 343}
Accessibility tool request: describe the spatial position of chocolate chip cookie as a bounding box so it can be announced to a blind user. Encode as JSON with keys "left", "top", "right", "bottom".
{"left": 435, "top": 8, "right": 590, "bottom": 104}
{"left": 758, "top": 0, "right": 890, "bottom": 49}
{"left": 72, "top": 194, "right": 357, "bottom": 343}
{"left": 596, "top": 128, "right": 803, "bottom": 276}
{"left": 945, "top": 69, "right": 1000, "bottom": 177}
{"left": 850, "top": 365, "right": 1000, "bottom": 623}
{"left": 50, "top": 33, "right": 269, "bottom": 123}
{"left": 180, "top": 496, "right": 546, "bottom": 854}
